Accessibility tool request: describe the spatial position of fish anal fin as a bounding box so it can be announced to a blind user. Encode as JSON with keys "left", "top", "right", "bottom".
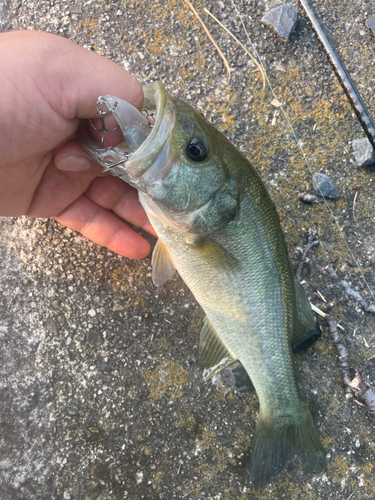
{"left": 199, "top": 317, "right": 235, "bottom": 380}
{"left": 151, "top": 239, "right": 176, "bottom": 286}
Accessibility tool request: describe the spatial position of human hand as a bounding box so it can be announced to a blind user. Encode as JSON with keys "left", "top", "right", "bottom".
{"left": 0, "top": 30, "right": 156, "bottom": 259}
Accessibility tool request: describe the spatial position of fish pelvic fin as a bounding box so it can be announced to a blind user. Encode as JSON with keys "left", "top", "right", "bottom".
{"left": 250, "top": 404, "right": 326, "bottom": 488}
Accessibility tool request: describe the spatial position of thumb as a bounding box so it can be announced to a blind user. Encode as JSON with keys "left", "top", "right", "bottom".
{"left": 3, "top": 30, "right": 143, "bottom": 120}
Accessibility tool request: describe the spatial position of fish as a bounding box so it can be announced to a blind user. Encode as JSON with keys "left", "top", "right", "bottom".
{"left": 79, "top": 81, "right": 326, "bottom": 487}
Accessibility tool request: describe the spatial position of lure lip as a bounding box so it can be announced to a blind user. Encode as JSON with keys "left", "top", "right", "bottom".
{"left": 77, "top": 81, "right": 171, "bottom": 181}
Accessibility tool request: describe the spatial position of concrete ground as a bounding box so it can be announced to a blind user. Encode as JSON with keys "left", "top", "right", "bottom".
{"left": 1, "top": 0, "right": 375, "bottom": 498}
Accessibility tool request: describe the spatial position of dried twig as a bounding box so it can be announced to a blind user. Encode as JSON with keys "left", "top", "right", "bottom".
{"left": 296, "top": 229, "right": 319, "bottom": 283}
{"left": 295, "top": 233, "right": 375, "bottom": 412}
{"left": 325, "top": 268, "right": 375, "bottom": 413}
{"left": 325, "top": 266, "right": 375, "bottom": 313}
{"left": 352, "top": 186, "right": 359, "bottom": 222}
{"left": 348, "top": 370, "right": 375, "bottom": 414}
{"left": 326, "top": 314, "right": 353, "bottom": 397}
{"left": 203, "top": 8, "right": 266, "bottom": 89}
{"left": 184, "top": 1, "right": 231, "bottom": 82}
{"left": 310, "top": 302, "right": 344, "bottom": 330}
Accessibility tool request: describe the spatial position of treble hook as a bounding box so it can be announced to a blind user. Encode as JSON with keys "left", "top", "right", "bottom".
{"left": 88, "top": 96, "right": 119, "bottom": 147}
{"left": 78, "top": 95, "right": 154, "bottom": 175}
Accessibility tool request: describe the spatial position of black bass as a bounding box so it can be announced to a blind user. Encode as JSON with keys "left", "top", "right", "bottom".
{"left": 79, "top": 82, "right": 325, "bottom": 486}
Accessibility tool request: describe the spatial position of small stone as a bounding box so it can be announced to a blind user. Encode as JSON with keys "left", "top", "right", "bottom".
{"left": 352, "top": 137, "right": 374, "bottom": 167}
{"left": 97, "top": 361, "right": 111, "bottom": 373}
{"left": 88, "top": 309, "right": 96, "bottom": 317}
{"left": 312, "top": 173, "right": 339, "bottom": 199}
{"left": 70, "top": 5, "right": 82, "bottom": 14}
{"left": 63, "top": 491, "right": 71, "bottom": 500}
{"left": 87, "top": 329, "right": 103, "bottom": 346}
{"left": 262, "top": 3, "right": 297, "bottom": 42}
{"left": 61, "top": 15, "right": 70, "bottom": 25}
{"left": 366, "top": 14, "right": 375, "bottom": 36}
{"left": 221, "top": 361, "right": 254, "bottom": 393}
{"left": 112, "top": 304, "right": 124, "bottom": 312}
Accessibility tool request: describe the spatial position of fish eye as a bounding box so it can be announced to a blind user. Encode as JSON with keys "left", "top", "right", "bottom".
{"left": 186, "top": 138, "right": 208, "bottom": 162}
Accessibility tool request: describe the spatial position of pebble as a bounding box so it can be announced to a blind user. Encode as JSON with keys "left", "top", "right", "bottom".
{"left": 97, "top": 361, "right": 112, "bottom": 373}
{"left": 112, "top": 304, "right": 124, "bottom": 312}
{"left": 352, "top": 137, "right": 374, "bottom": 167}
{"left": 221, "top": 361, "right": 254, "bottom": 393}
{"left": 87, "top": 329, "right": 103, "bottom": 346}
{"left": 88, "top": 309, "right": 96, "bottom": 317}
{"left": 312, "top": 173, "right": 339, "bottom": 199}
{"left": 262, "top": 3, "right": 297, "bottom": 42}
{"left": 63, "top": 491, "right": 71, "bottom": 500}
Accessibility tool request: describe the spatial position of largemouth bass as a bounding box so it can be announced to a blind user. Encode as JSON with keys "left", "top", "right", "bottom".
{"left": 79, "top": 82, "right": 325, "bottom": 486}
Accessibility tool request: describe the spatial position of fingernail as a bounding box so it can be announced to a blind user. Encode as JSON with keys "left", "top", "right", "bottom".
{"left": 56, "top": 156, "right": 91, "bottom": 171}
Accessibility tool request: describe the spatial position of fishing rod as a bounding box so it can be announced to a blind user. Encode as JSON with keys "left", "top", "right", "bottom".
{"left": 299, "top": 0, "right": 375, "bottom": 153}
{"left": 230, "top": 0, "right": 375, "bottom": 301}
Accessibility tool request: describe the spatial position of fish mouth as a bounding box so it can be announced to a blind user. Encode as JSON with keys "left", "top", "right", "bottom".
{"left": 77, "top": 81, "right": 173, "bottom": 186}
{"left": 125, "top": 81, "right": 173, "bottom": 181}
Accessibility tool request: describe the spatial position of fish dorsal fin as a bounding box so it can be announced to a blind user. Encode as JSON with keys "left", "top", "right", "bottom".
{"left": 151, "top": 239, "right": 176, "bottom": 286}
{"left": 295, "top": 280, "right": 315, "bottom": 330}
{"left": 291, "top": 280, "right": 320, "bottom": 352}
{"left": 199, "top": 317, "right": 235, "bottom": 380}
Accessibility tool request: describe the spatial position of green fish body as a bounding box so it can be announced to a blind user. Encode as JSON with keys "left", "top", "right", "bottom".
{"left": 80, "top": 81, "right": 325, "bottom": 486}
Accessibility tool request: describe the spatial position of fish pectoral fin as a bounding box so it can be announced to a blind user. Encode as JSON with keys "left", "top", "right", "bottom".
{"left": 189, "top": 238, "right": 239, "bottom": 270}
{"left": 199, "top": 317, "right": 235, "bottom": 380}
{"left": 151, "top": 239, "right": 176, "bottom": 286}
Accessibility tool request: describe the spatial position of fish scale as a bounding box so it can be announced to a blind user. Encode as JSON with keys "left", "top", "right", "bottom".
{"left": 145, "top": 181, "right": 299, "bottom": 412}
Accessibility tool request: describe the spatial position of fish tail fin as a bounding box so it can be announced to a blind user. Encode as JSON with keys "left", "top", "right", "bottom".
{"left": 250, "top": 404, "right": 325, "bottom": 487}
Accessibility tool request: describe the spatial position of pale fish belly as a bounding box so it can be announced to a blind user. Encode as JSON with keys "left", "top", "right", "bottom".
{"left": 145, "top": 206, "right": 300, "bottom": 414}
